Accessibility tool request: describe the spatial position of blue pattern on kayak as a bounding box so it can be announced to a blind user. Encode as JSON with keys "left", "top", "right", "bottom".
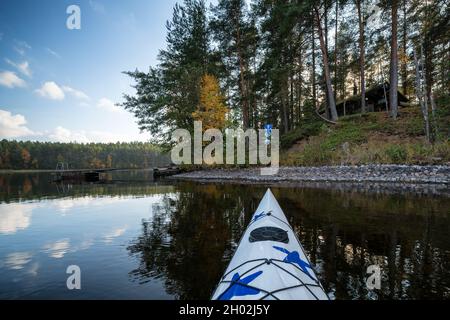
{"left": 253, "top": 212, "right": 265, "bottom": 222}
{"left": 273, "top": 246, "right": 314, "bottom": 279}
{"left": 219, "top": 271, "right": 263, "bottom": 300}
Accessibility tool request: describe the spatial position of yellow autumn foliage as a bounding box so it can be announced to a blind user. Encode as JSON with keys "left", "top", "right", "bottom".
{"left": 193, "top": 74, "right": 228, "bottom": 131}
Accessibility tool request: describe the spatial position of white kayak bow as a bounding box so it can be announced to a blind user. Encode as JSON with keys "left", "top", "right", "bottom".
{"left": 212, "top": 189, "right": 329, "bottom": 300}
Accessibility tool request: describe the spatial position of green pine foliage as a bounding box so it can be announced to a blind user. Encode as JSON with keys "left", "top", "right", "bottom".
{"left": 120, "top": 0, "right": 449, "bottom": 151}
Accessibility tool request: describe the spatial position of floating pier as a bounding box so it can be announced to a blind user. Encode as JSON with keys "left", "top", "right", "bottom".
{"left": 52, "top": 168, "right": 118, "bottom": 182}
{"left": 51, "top": 163, "right": 181, "bottom": 182}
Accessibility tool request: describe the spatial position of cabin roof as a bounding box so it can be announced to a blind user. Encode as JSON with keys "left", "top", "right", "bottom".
{"left": 336, "top": 82, "right": 409, "bottom": 108}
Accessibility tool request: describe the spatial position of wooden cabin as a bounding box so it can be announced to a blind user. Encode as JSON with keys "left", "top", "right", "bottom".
{"left": 335, "top": 82, "right": 409, "bottom": 117}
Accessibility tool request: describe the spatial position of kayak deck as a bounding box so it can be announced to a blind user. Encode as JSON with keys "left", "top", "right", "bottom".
{"left": 211, "top": 189, "right": 329, "bottom": 300}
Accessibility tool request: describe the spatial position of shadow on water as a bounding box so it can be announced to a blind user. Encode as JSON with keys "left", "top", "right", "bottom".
{"left": 126, "top": 182, "right": 450, "bottom": 300}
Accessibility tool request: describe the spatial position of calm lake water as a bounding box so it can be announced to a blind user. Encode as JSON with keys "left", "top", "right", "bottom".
{"left": 0, "top": 172, "right": 449, "bottom": 300}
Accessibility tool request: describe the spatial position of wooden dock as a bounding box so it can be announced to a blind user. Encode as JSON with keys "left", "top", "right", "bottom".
{"left": 51, "top": 165, "right": 182, "bottom": 182}
{"left": 52, "top": 168, "right": 119, "bottom": 182}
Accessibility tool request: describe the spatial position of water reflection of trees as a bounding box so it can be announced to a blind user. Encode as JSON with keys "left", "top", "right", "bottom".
{"left": 127, "top": 184, "right": 262, "bottom": 300}
{"left": 3, "top": 172, "right": 448, "bottom": 299}
{"left": 275, "top": 188, "right": 450, "bottom": 300}
{"left": 0, "top": 172, "right": 176, "bottom": 203}
{"left": 128, "top": 185, "right": 449, "bottom": 300}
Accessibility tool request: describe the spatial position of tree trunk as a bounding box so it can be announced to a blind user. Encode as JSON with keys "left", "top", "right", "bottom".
{"left": 281, "top": 84, "right": 289, "bottom": 134}
{"left": 315, "top": 6, "right": 338, "bottom": 122}
{"left": 298, "top": 32, "right": 303, "bottom": 123}
{"left": 324, "top": 0, "right": 329, "bottom": 56}
{"left": 401, "top": 0, "right": 408, "bottom": 97}
{"left": 312, "top": 15, "right": 317, "bottom": 111}
{"left": 290, "top": 72, "right": 294, "bottom": 128}
{"left": 413, "top": 47, "right": 430, "bottom": 143}
{"left": 423, "top": 3, "right": 435, "bottom": 127}
{"left": 235, "top": 7, "right": 249, "bottom": 129}
{"left": 430, "top": 92, "right": 438, "bottom": 140}
{"left": 334, "top": 0, "right": 338, "bottom": 101}
{"left": 420, "top": 45, "right": 432, "bottom": 142}
{"left": 423, "top": 39, "right": 434, "bottom": 117}
{"left": 390, "top": 0, "right": 399, "bottom": 119}
{"left": 323, "top": 1, "right": 330, "bottom": 119}
{"left": 251, "top": 55, "right": 258, "bottom": 128}
{"left": 357, "top": 0, "right": 366, "bottom": 113}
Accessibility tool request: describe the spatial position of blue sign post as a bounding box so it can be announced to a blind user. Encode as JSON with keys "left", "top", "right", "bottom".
{"left": 264, "top": 124, "right": 273, "bottom": 145}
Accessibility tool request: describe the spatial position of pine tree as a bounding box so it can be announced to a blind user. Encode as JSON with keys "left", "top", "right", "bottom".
{"left": 389, "top": 0, "right": 399, "bottom": 119}
{"left": 211, "top": 0, "right": 258, "bottom": 129}
{"left": 314, "top": 3, "right": 339, "bottom": 121}
{"left": 118, "top": 0, "right": 449, "bottom": 146}
{"left": 121, "top": 0, "right": 215, "bottom": 144}
{"left": 356, "top": 0, "right": 367, "bottom": 113}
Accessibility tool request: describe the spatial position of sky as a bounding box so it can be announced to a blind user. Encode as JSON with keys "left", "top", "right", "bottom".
{"left": 0, "top": 0, "right": 182, "bottom": 143}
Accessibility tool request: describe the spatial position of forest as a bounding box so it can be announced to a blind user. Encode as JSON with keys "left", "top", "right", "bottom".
{"left": 3, "top": 1, "right": 448, "bottom": 170}
{"left": 0, "top": 140, "right": 170, "bottom": 170}
{"left": 121, "top": 0, "right": 449, "bottom": 148}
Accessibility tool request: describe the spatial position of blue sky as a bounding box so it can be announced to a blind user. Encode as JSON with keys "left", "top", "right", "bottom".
{"left": 0, "top": 0, "right": 182, "bottom": 143}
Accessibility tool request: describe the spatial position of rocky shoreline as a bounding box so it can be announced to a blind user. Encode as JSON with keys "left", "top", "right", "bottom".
{"left": 170, "top": 165, "right": 450, "bottom": 196}
{"left": 172, "top": 165, "right": 450, "bottom": 184}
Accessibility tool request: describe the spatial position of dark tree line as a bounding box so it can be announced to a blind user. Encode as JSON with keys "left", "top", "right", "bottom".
{"left": 0, "top": 140, "right": 170, "bottom": 170}
{"left": 121, "top": 0, "right": 449, "bottom": 145}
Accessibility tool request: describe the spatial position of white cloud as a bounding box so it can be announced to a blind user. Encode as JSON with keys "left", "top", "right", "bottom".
{"left": 97, "top": 97, "right": 123, "bottom": 113}
{"left": 14, "top": 47, "right": 25, "bottom": 56}
{"left": 46, "top": 126, "right": 148, "bottom": 143}
{"left": 13, "top": 40, "right": 31, "bottom": 56}
{"left": 4, "top": 252, "right": 33, "bottom": 270}
{"left": 0, "top": 110, "right": 148, "bottom": 143}
{"left": 35, "top": 81, "right": 65, "bottom": 100}
{"left": 71, "top": 239, "right": 94, "bottom": 253}
{"left": 50, "top": 199, "right": 76, "bottom": 214}
{"left": 43, "top": 239, "right": 70, "bottom": 259}
{"left": 35, "top": 82, "right": 88, "bottom": 101}
{"left": 103, "top": 226, "right": 127, "bottom": 243}
{"left": 5, "top": 59, "right": 32, "bottom": 77}
{"left": 16, "top": 40, "right": 31, "bottom": 49}
{"left": 62, "top": 86, "right": 89, "bottom": 100}
{"left": 0, "top": 71, "right": 26, "bottom": 88}
{"left": 88, "top": 130, "right": 128, "bottom": 142}
{"left": 27, "top": 262, "right": 39, "bottom": 276}
{"left": 0, "top": 202, "right": 34, "bottom": 234}
{"left": 49, "top": 197, "right": 125, "bottom": 214}
{"left": 0, "top": 109, "right": 34, "bottom": 138}
{"left": 48, "top": 126, "right": 89, "bottom": 143}
{"left": 46, "top": 47, "right": 60, "bottom": 59}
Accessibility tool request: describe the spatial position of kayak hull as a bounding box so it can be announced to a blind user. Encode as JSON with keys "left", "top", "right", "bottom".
{"left": 211, "top": 189, "right": 328, "bottom": 300}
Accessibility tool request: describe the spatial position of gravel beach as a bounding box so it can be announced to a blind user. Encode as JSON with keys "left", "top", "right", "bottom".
{"left": 172, "top": 165, "right": 450, "bottom": 185}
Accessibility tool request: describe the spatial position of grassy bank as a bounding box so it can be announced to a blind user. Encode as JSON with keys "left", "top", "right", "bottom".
{"left": 281, "top": 107, "right": 450, "bottom": 166}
